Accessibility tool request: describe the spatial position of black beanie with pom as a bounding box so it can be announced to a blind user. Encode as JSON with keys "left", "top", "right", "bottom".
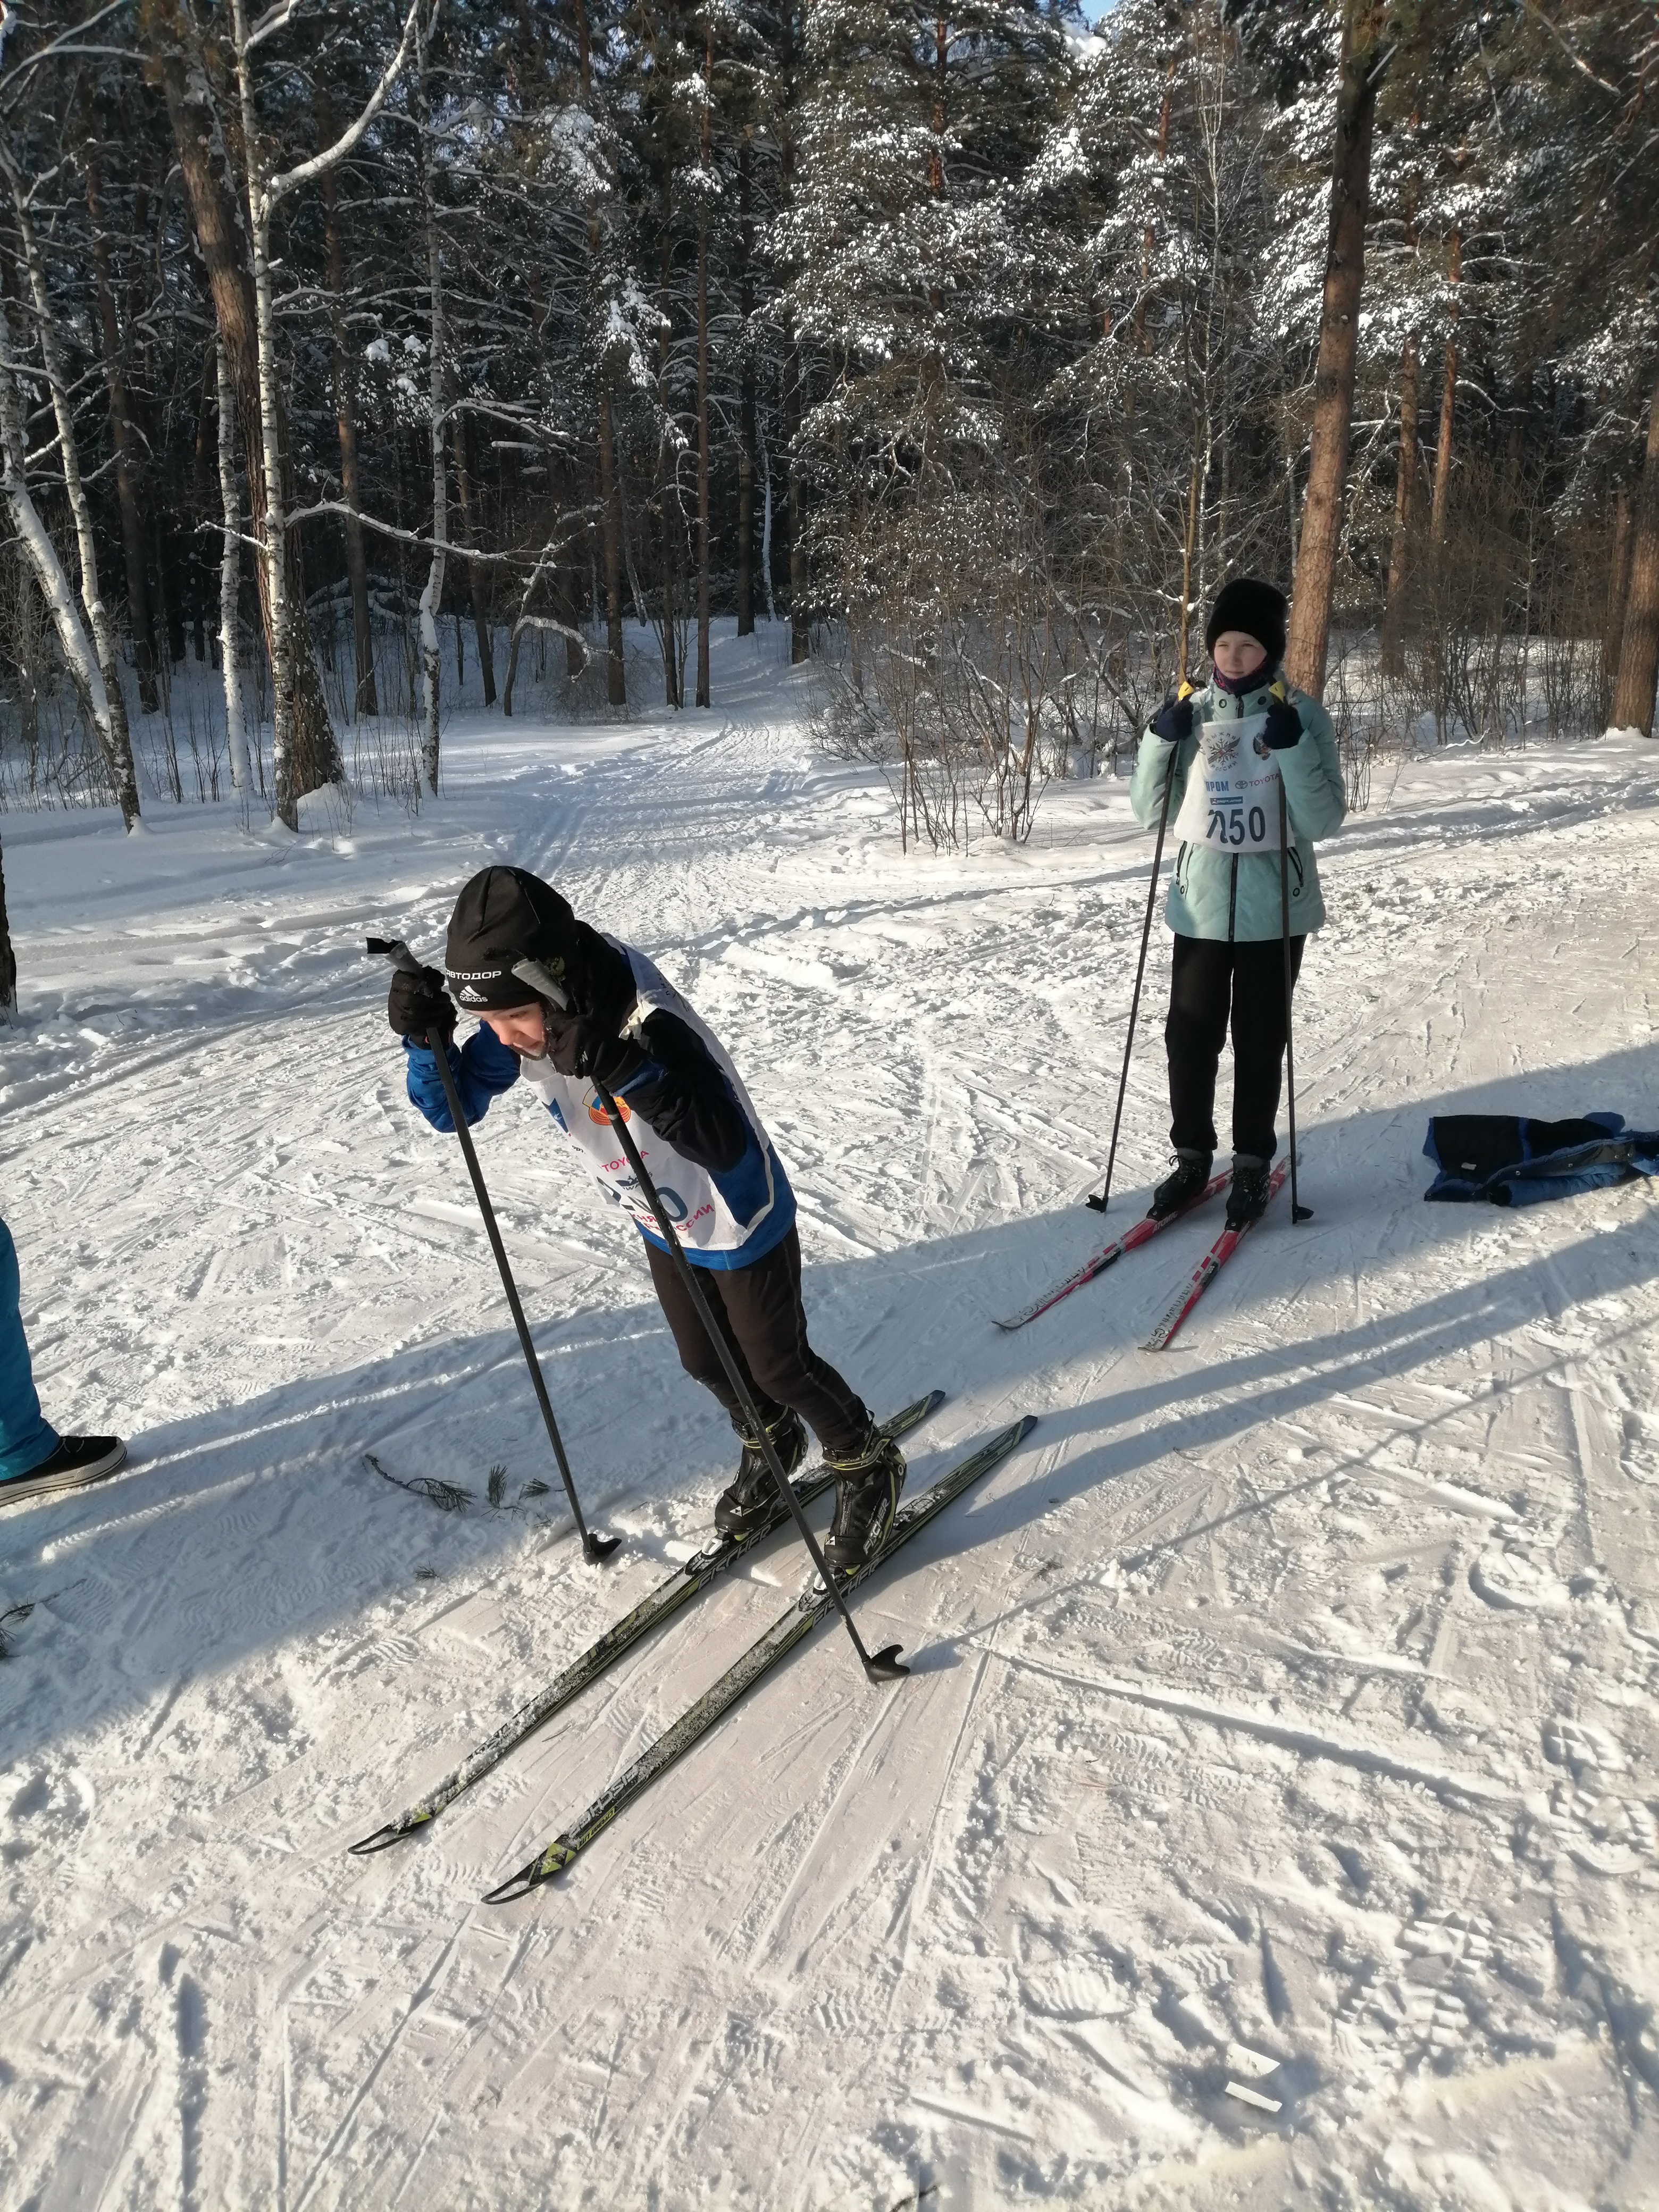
{"left": 1204, "top": 577, "right": 1287, "bottom": 667}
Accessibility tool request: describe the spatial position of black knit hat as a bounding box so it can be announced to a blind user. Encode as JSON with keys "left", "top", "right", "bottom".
{"left": 1205, "top": 577, "right": 1287, "bottom": 667}
{"left": 445, "top": 866, "right": 578, "bottom": 1009}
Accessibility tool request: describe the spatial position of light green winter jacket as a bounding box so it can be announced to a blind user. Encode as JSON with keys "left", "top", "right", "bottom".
{"left": 1128, "top": 668, "right": 1346, "bottom": 942}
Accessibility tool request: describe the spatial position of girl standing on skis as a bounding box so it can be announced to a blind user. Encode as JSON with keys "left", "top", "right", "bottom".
{"left": 1129, "top": 577, "right": 1346, "bottom": 1230}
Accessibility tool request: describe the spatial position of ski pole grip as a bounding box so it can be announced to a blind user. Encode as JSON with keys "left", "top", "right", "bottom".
{"left": 366, "top": 935, "right": 421, "bottom": 975}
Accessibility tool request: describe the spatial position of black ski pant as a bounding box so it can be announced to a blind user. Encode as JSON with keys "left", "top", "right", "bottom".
{"left": 646, "top": 1227, "right": 869, "bottom": 1455}
{"left": 1166, "top": 933, "right": 1305, "bottom": 1163}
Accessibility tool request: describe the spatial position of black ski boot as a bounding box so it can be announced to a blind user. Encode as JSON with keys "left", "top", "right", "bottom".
{"left": 1225, "top": 1154, "right": 1272, "bottom": 1230}
{"left": 714, "top": 1407, "right": 807, "bottom": 1538}
{"left": 1149, "top": 1151, "right": 1212, "bottom": 1221}
{"left": 823, "top": 1422, "right": 907, "bottom": 1574}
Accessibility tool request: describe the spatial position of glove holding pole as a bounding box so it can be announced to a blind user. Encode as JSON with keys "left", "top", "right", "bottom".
{"left": 510, "top": 956, "right": 908, "bottom": 1687}
{"left": 368, "top": 936, "right": 619, "bottom": 1563}
{"left": 1087, "top": 680, "right": 1193, "bottom": 1214}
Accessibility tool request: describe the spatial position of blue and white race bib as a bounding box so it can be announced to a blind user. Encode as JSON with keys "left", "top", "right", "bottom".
{"left": 1172, "top": 713, "right": 1284, "bottom": 853}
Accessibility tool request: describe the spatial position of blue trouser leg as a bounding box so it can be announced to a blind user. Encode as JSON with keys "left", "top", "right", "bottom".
{"left": 0, "top": 1217, "right": 58, "bottom": 1479}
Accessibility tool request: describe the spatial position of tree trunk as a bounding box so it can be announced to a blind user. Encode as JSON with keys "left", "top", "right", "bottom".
{"left": 1429, "top": 228, "right": 1461, "bottom": 544}
{"left": 144, "top": 0, "right": 341, "bottom": 819}
{"left": 1381, "top": 331, "right": 1419, "bottom": 676}
{"left": 320, "top": 141, "right": 378, "bottom": 717}
{"left": 1176, "top": 458, "right": 1199, "bottom": 677}
{"left": 415, "top": 13, "right": 446, "bottom": 791}
{"left": 786, "top": 337, "right": 809, "bottom": 663}
{"left": 0, "top": 837, "right": 13, "bottom": 1011}
{"left": 216, "top": 342, "right": 251, "bottom": 791}
{"left": 1284, "top": 0, "right": 1384, "bottom": 698}
{"left": 0, "top": 310, "right": 125, "bottom": 797}
{"left": 695, "top": 24, "right": 713, "bottom": 710}
{"left": 735, "top": 130, "right": 756, "bottom": 636}
{"left": 1612, "top": 364, "right": 1659, "bottom": 735}
{"left": 3, "top": 165, "right": 141, "bottom": 824}
{"left": 780, "top": 4, "right": 809, "bottom": 665}
{"left": 453, "top": 406, "right": 496, "bottom": 703}
{"left": 82, "top": 137, "right": 158, "bottom": 713}
{"left": 656, "top": 207, "right": 682, "bottom": 709}
{"left": 598, "top": 387, "right": 627, "bottom": 706}
{"left": 1604, "top": 487, "right": 1632, "bottom": 711}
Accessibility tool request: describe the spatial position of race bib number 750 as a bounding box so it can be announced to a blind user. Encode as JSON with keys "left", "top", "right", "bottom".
{"left": 1171, "top": 712, "right": 1284, "bottom": 853}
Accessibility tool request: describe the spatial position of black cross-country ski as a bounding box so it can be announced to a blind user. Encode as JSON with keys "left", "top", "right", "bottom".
{"left": 482, "top": 1410, "right": 1039, "bottom": 1901}
{"left": 348, "top": 1390, "right": 945, "bottom": 1855}
{"left": 1142, "top": 1157, "right": 1292, "bottom": 1351}
{"left": 993, "top": 1168, "right": 1230, "bottom": 1331}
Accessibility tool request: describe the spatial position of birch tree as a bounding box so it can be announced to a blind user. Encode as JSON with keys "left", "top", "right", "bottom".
{"left": 0, "top": 154, "right": 141, "bottom": 824}
{"left": 414, "top": 1, "right": 446, "bottom": 788}
{"left": 0, "top": 300, "right": 128, "bottom": 809}
{"left": 215, "top": 342, "right": 250, "bottom": 792}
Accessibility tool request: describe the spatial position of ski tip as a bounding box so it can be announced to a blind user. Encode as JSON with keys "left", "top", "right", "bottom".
{"left": 348, "top": 1822, "right": 415, "bottom": 1856}
{"left": 584, "top": 1530, "right": 623, "bottom": 1564}
{"left": 1011, "top": 1412, "right": 1041, "bottom": 1444}
{"left": 483, "top": 1844, "right": 573, "bottom": 1904}
{"left": 864, "top": 1643, "right": 909, "bottom": 1683}
{"left": 918, "top": 1388, "right": 949, "bottom": 1419}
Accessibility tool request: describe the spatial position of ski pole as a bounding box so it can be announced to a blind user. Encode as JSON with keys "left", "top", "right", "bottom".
{"left": 367, "top": 938, "right": 619, "bottom": 1564}
{"left": 1274, "top": 776, "right": 1313, "bottom": 1226}
{"left": 511, "top": 956, "right": 908, "bottom": 1686}
{"left": 1087, "top": 681, "right": 1191, "bottom": 1214}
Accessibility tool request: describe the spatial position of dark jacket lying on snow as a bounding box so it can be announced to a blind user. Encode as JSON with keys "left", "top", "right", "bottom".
{"left": 1423, "top": 1113, "right": 1659, "bottom": 1206}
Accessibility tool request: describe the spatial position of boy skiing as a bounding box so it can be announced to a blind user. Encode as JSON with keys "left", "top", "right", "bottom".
{"left": 1130, "top": 577, "right": 1345, "bottom": 1229}
{"left": 386, "top": 866, "right": 904, "bottom": 1570}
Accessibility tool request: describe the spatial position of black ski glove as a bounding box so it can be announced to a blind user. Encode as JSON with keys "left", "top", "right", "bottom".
{"left": 1262, "top": 693, "right": 1303, "bottom": 751}
{"left": 543, "top": 1004, "right": 647, "bottom": 1090}
{"left": 388, "top": 962, "right": 456, "bottom": 1048}
{"left": 1151, "top": 692, "right": 1193, "bottom": 744}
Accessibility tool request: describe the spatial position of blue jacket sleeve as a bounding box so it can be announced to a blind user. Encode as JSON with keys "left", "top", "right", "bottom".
{"left": 404, "top": 1023, "right": 521, "bottom": 1133}
{"left": 1129, "top": 726, "right": 1192, "bottom": 829}
{"left": 1277, "top": 690, "right": 1347, "bottom": 841}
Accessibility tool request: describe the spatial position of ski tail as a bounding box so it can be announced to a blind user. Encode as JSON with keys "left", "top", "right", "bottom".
{"left": 347, "top": 1389, "right": 946, "bottom": 1856}
{"left": 1142, "top": 1158, "right": 1291, "bottom": 1352}
{"left": 994, "top": 1169, "right": 1229, "bottom": 1331}
{"left": 483, "top": 1413, "right": 1039, "bottom": 1902}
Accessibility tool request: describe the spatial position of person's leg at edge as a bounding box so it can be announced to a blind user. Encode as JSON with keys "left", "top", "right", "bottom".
{"left": 1229, "top": 936, "right": 1306, "bottom": 1162}
{"left": 0, "top": 1217, "right": 59, "bottom": 1481}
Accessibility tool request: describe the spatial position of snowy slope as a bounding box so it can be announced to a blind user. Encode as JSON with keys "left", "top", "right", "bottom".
{"left": 3, "top": 629, "right": 1658, "bottom": 2208}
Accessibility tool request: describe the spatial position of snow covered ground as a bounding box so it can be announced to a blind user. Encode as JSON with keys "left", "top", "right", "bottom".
{"left": 4, "top": 626, "right": 1659, "bottom": 2209}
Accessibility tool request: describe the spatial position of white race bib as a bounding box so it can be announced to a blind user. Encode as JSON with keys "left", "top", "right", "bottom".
{"left": 1171, "top": 713, "right": 1284, "bottom": 853}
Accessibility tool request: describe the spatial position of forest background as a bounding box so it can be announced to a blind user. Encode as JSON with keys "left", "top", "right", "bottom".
{"left": 0, "top": 0, "right": 1653, "bottom": 852}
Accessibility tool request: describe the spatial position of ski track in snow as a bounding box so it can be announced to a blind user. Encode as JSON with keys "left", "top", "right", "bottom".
{"left": 4, "top": 629, "right": 1659, "bottom": 2206}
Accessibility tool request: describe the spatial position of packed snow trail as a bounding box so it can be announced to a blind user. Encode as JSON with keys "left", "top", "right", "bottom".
{"left": 3, "top": 629, "right": 1659, "bottom": 2206}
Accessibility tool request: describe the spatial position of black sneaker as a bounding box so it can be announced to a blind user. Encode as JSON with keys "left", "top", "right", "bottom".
{"left": 823, "top": 1425, "right": 906, "bottom": 1573}
{"left": 1149, "top": 1152, "right": 1212, "bottom": 1221}
{"left": 1225, "top": 1156, "right": 1272, "bottom": 1231}
{"left": 0, "top": 1434, "right": 126, "bottom": 1506}
{"left": 714, "top": 1407, "right": 808, "bottom": 1537}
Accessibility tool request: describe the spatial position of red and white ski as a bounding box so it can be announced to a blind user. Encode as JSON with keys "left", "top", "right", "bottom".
{"left": 994, "top": 1169, "right": 1230, "bottom": 1332}
{"left": 1142, "top": 1157, "right": 1292, "bottom": 1351}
